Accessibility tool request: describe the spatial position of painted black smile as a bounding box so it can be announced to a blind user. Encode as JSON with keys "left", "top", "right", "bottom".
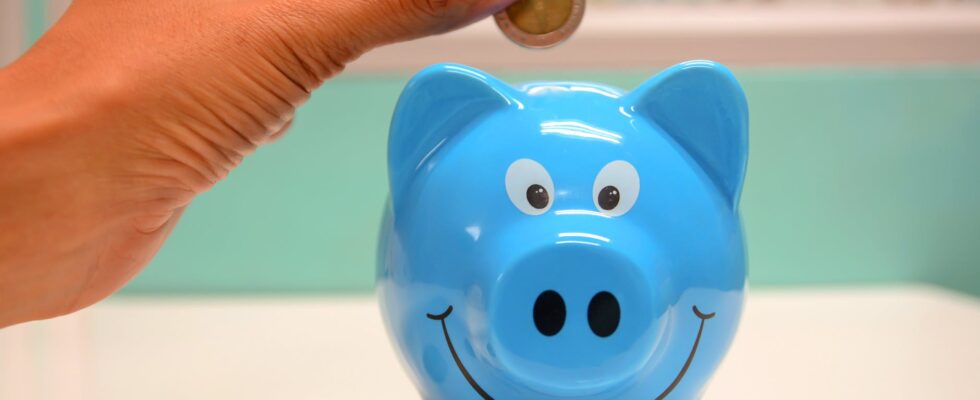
{"left": 427, "top": 304, "right": 716, "bottom": 399}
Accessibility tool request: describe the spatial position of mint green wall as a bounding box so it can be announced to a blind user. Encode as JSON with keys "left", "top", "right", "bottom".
{"left": 123, "top": 67, "right": 980, "bottom": 296}
{"left": 25, "top": 0, "right": 46, "bottom": 47}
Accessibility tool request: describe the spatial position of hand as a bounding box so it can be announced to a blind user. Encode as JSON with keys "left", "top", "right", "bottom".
{"left": 0, "top": 0, "right": 512, "bottom": 327}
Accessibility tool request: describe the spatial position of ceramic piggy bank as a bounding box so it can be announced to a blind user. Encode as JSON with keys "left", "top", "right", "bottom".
{"left": 377, "top": 61, "right": 748, "bottom": 399}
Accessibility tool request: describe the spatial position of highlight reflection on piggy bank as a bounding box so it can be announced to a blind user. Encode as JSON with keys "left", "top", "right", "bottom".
{"left": 377, "top": 61, "right": 748, "bottom": 399}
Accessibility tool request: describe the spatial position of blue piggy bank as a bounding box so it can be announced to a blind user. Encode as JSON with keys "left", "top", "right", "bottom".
{"left": 378, "top": 61, "right": 748, "bottom": 399}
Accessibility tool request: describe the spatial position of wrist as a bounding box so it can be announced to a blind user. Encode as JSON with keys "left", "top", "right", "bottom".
{"left": 0, "top": 57, "right": 121, "bottom": 328}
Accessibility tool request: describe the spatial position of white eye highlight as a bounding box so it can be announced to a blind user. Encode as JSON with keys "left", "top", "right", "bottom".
{"left": 593, "top": 161, "right": 640, "bottom": 217}
{"left": 505, "top": 159, "right": 554, "bottom": 215}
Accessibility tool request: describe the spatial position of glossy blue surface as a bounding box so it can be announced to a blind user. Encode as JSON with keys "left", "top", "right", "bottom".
{"left": 377, "top": 61, "right": 748, "bottom": 399}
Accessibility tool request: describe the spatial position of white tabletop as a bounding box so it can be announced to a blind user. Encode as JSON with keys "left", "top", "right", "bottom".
{"left": 2, "top": 285, "right": 978, "bottom": 399}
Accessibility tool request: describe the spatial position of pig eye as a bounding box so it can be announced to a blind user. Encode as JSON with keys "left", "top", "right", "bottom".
{"left": 506, "top": 159, "right": 554, "bottom": 215}
{"left": 593, "top": 161, "right": 639, "bottom": 217}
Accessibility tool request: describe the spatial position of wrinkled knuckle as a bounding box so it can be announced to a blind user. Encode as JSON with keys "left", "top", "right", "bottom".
{"left": 240, "top": 6, "right": 329, "bottom": 85}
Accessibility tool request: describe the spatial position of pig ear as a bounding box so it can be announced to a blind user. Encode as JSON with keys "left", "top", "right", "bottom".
{"left": 624, "top": 60, "right": 749, "bottom": 209}
{"left": 388, "top": 63, "right": 517, "bottom": 205}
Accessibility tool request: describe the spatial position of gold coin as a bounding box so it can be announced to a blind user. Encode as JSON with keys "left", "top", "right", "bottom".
{"left": 494, "top": 0, "right": 585, "bottom": 49}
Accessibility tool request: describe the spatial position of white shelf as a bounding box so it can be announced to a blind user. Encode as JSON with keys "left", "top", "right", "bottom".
{"left": 2, "top": 285, "right": 978, "bottom": 399}
{"left": 350, "top": 4, "right": 980, "bottom": 71}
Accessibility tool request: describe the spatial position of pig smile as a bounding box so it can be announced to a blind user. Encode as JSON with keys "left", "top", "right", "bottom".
{"left": 426, "top": 305, "right": 716, "bottom": 399}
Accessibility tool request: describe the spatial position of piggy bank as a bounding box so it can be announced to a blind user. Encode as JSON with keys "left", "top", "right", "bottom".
{"left": 377, "top": 61, "right": 748, "bottom": 399}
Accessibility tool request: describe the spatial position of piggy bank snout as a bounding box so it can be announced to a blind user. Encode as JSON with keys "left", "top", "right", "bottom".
{"left": 530, "top": 289, "right": 621, "bottom": 338}
{"left": 488, "top": 243, "right": 666, "bottom": 395}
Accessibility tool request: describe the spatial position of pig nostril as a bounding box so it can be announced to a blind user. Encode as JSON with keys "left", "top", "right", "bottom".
{"left": 533, "top": 290, "right": 566, "bottom": 336}
{"left": 587, "top": 291, "right": 621, "bottom": 337}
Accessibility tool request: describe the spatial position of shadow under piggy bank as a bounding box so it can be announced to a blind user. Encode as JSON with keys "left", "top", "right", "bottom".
{"left": 377, "top": 61, "right": 748, "bottom": 400}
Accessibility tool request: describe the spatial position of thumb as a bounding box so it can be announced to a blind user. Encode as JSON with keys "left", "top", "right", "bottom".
{"left": 269, "top": 0, "right": 515, "bottom": 67}
{"left": 381, "top": 0, "right": 517, "bottom": 39}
